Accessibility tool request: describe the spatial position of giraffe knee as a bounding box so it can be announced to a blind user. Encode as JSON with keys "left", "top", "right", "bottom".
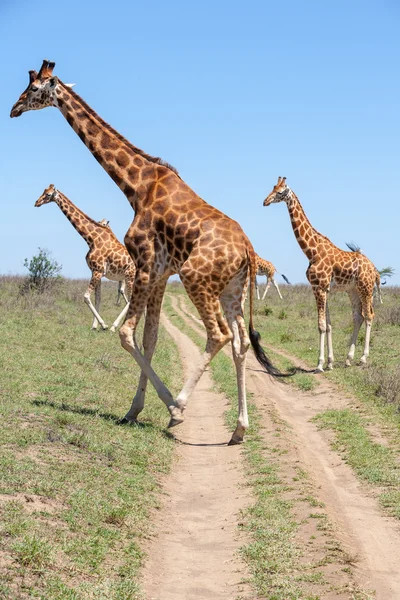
{"left": 119, "top": 322, "right": 134, "bottom": 351}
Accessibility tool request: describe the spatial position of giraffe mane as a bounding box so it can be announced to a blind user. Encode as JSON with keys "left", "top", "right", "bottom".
{"left": 60, "top": 81, "right": 180, "bottom": 178}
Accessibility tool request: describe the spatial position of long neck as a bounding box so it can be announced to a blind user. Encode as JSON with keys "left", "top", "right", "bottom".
{"left": 286, "top": 191, "right": 329, "bottom": 261}
{"left": 54, "top": 82, "right": 174, "bottom": 211}
{"left": 53, "top": 191, "right": 101, "bottom": 245}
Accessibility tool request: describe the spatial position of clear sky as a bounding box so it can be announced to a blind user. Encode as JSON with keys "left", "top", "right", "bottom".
{"left": 1, "top": 0, "right": 399, "bottom": 284}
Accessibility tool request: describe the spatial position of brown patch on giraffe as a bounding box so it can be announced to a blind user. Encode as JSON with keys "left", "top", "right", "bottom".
{"left": 116, "top": 151, "right": 130, "bottom": 168}
{"left": 101, "top": 132, "right": 118, "bottom": 150}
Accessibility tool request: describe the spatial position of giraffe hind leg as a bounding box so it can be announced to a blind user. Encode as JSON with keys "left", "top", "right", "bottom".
{"left": 170, "top": 280, "right": 233, "bottom": 427}
{"left": 346, "top": 290, "right": 364, "bottom": 366}
{"left": 221, "top": 284, "right": 250, "bottom": 445}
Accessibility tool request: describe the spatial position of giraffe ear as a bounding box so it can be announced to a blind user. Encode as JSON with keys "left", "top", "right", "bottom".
{"left": 64, "top": 83, "right": 76, "bottom": 88}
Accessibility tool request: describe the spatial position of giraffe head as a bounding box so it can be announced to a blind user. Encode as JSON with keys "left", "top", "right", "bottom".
{"left": 35, "top": 184, "right": 59, "bottom": 207}
{"left": 98, "top": 219, "right": 110, "bottom": 228}
{"left": 10, "top": 60, "right": 73, "bottom": 118}
{"left": 263, "top": 177, "right": 291, "bottom": 207}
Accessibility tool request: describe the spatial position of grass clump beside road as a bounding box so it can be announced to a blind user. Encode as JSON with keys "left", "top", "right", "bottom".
{"left": 0, "top": 276, "right": 183, "bottom": 599}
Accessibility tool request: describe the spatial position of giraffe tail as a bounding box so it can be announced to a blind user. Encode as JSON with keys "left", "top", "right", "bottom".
{"left": 375, "top": 270, "right": 383, "bottom": 304}
{"left": 247, "top": 248, "right": 293, "bottom": 378}
{"left": 281, "top": 273, "right": 291, "bottom": 284}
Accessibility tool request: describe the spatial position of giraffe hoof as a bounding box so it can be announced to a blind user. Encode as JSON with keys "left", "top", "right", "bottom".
{"left": 117, "top": 417, "right": 138, "bottom": 426}
{"left": 228, "top": 436, "right": 244, "bottom": 446}
{"left": 167, "top": 416, "right": 185, "bottom": 428}
{"left": 327, "top": 364, "right": 334, "bottom": 371}
{"left": 345, "top": 359, "right": 352, "bottom": 367}
{"left": 314, "top": 367, "right": 324, "bottom": 374}
{"left": 110, "top": 327, "right": 116, "bottom": 333}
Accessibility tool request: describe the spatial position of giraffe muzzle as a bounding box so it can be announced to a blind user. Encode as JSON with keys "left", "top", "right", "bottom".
{"left": 10, "top": 103, "right": 24, "bottom": 118}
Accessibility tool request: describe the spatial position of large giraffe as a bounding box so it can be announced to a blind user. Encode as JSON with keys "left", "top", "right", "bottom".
{"left": 263, "top": 177, "right": 381, "bottom": 371}
{"left": 255, "top": 254, "right": 290, "bottom": 300}
{"left": 11, "top": 59, "right": 283, "bottom": 444}
{"left": 35, "top": 184, "right": 136, "bottom": 332}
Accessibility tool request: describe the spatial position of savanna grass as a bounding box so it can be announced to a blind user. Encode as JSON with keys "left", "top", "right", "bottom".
{"left": 0, "top": 276, "right": 183, "bottom": 599}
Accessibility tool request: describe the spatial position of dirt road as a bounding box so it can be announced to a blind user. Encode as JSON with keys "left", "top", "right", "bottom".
{"left": 142, "top": 295, "right": 400, "bottom": 599}
{"left": 141, "top": 308, "right": 252, "bottom": 600}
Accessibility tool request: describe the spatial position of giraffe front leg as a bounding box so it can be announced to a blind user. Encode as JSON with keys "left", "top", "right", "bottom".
{"left": 119, "top": 276, "right": 173, "bottom": 422}
{"left": 85, "top": 273, "right": 108, "bottom": 330}
{"left": 255, "top": 277, "right": 260, "bottom": 300}
{"left": 110, "top": 303, "right": 130, "bottom": 332}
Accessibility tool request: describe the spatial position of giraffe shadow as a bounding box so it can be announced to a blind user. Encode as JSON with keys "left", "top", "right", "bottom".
{"left": 31, "top": 398, "right": 155, "bottom": 431}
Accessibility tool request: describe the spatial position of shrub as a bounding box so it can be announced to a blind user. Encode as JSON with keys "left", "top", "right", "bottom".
{"left": 21, "top": 248, "right": 63, "bottom": 294}
{"left": 365, "top": 364, "right": 400, "bottom": 408}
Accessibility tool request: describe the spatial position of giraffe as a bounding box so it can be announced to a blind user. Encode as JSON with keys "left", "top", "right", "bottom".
{"left": 35, "top": 184, "right": 136, "bottom": 332}
{"left": 11, "top": 59, "right": 284, "bottom": 444}
{"left": 255, "top": 254, "right": 290, "bottom": 300}
{"left": 263, "top": 177, "right": 381, "bottom": 372}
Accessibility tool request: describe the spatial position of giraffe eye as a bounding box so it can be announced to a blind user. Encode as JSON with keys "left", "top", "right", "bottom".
{"left": 31, "top": 85, "right": 39, "bottom": 92}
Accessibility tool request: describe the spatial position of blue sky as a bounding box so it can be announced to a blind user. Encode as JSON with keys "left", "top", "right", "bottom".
{"left": 1, "top": 0, "right": 399, "bottom": 285}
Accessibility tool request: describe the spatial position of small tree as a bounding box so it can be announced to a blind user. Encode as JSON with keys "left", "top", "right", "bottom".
{"left": 378, "top": 266, "right": 395, "bottom": 284}
{"left": 22, "top": 247, "right": 63, "bottom": 293}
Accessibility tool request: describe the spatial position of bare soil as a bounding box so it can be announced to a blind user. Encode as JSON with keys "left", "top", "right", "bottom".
{"left": 142, "top": 295, "right": 400, "bottom": 599}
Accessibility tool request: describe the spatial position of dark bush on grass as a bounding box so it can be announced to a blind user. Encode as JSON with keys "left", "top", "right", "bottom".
{"left": 376, "top": 304, "right": 400, "bottom": 327}
{"left": 365, "top": 364, "right": 400, "bottom": 409}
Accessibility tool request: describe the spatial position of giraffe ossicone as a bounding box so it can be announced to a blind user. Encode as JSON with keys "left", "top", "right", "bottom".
{"left": 264, "top": 176, "right": 381, "bottom": 371}
{"left": 12, "top": 59, "right": 289, "bottom": 444}
{"left": 34, "top": 184, "right": 136, "bottom": 332}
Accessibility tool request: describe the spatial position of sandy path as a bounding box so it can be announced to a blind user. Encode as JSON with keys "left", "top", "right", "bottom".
{"left": 141, "top": 311, "right": 251, "bottom": 600}
{"left": 174, "top": 294, "right": 400, "bottom": 600}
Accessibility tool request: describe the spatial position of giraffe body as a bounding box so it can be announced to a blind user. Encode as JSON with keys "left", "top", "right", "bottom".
{"left": 35, "top": 184, "right": 136, "bottom": 332}
{"left": 263, "top": 177, "right": 381, "bottom": 371}
{"left": 12, "top": 60, "right": 282, "bottom": 444}
{"left": 255, "top": 254, "right": 289, "bottom": 300}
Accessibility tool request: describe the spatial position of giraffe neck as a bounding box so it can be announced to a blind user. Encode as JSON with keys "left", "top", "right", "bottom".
{"left": 286, "top": 191, "right": 329, "bottom": 261}
{"left": 54, "top": 82, "right": 176, "bottom": 212}
{"left": 53, "top": 191, "right": 104, "bottom": 245}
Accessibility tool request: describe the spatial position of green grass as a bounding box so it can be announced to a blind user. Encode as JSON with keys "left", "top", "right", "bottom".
{"left": 315, "top": 409, "right": 400, "bottom": 517}
{"left": 164, "top": 290, "right": 369, "bottom": 600}
{"left": 0, "top": 276, "right": 183, "bottom": 599}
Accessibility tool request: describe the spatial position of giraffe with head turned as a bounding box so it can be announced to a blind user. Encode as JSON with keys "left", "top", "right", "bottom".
{"left": 11, "top": 59, "right": 284, "bottom": 444}
{"left": 35, "top": 184, "right": 136, "bottom": 332}
{"left": 255, "top": 254, "right": 290, "bottom": 300}
{"left": 263, "top": 177, "right": 381, "bottom": 371}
